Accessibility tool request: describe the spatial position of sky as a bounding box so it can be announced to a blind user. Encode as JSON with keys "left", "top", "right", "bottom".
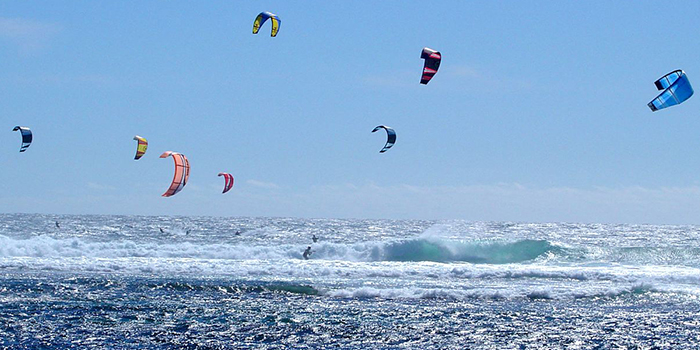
{"left": 1, "top": 1, "right": 700, "bottom": 224}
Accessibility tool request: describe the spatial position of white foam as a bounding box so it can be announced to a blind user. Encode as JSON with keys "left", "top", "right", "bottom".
{"left": 2, "top": 226, "right": 700, "bottom": 301}
{"left": 0, "top": 234, "right": 557, "bottom": 263}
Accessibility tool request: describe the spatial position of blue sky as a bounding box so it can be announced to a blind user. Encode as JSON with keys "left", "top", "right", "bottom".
{"left": 1, "top": 1, "right": 700, "bottom": 224}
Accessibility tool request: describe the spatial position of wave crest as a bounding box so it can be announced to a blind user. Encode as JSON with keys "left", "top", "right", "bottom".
{"left": 0, "top": 235, "right": 555, "bottom": 264}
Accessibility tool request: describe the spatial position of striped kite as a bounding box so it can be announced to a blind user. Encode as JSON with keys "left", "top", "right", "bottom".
{"left": 253, "top": 12, "right": 280, "bottom": 37}
{"left": 420, "top": 47, "right": 441, "bottom": 85}
{"left": 133, "top": 135, "right": 148, "bottom": 160}
{"left": 372, "top": 125, "right": 396, "bottom": 153}
{"left": 160, "top": 151, "right": 190, "bottom": 197}
{"left": 218, "top": 172, "right": 234, "bottom": 194}
{"left": 12, "top": 126, "right": 32, "bottom": 152}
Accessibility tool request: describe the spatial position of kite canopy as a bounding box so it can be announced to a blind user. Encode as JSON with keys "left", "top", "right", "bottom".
{"left": 12, "top": 126, "right": 32, "bottom": 152}
{"left": 420, "top": 47, "right": 441, "bottom": 85}
{"left": 372, "top": 125, "right": 396, "bottom": 153}
{"left": 160, "top": 151, "right": 190, "bottom": 197}
{"left": 218, "top": 172, "right": 234, "bottom": 194}
{"left": 133, "top": 135, "right": 148, "bottom": 160}
{"left": 648, "top": 70, "right": 694, "bottom": 111}
{"left": 253, "top": 12, "right": 280, "bottom": 37}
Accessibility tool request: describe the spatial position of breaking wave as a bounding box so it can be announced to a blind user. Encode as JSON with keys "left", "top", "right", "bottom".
{"left": 0, "top": 235, "right": 556, "bottom": 264}
{"left": 376, "top": 239, "right": 556, "bottom": 263}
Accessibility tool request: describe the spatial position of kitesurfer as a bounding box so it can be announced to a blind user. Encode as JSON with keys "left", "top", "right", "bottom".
{"left": 55, "top": 221, "right": 60, "bottom": 229}
{"left": 302, "top": 246, "right": 313, "bottom": 260}
{"left": 235, "top": 230, "right": 241, "bottom": 236}
{"left": 159, "top": 227, "right": 165, "bottom": 234}
{"left": 312, "top": 234, "right": 318, "bottom": 243}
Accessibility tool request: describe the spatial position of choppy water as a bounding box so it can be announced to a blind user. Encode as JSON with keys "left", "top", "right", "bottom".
{"left": 1, "top": 214, "right": 699, "bottom": 348}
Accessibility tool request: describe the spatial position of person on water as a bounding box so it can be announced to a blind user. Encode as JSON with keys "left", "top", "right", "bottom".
{"left": 312, "top": 234, "right": 318, "bottom": 243}
{"left": 159, "top": 227, "right": 165, "bottom": 234}
{"left": 55, "top": 221, "right": 60, "bottom": 229}
{"left": 302, "top": 246, "right": 313, "bottom": 260}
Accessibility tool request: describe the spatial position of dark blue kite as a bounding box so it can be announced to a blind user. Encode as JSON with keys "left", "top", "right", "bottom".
{"left": 372, "top": 125, "right": 396, "bottom": 153}
{"left": 12, "top": 126, "right": 32, "bottom": 152}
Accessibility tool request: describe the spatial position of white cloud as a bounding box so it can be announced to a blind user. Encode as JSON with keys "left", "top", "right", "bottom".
{"left": 246, "top": 179, "right": 280, "bottom": 189}
{"left": 274, "top": 183, "right": 700, "bottom": 224}
{"left": 445, "top": 64, "right": 534, "bottom": 92}
{"left": 0, "top": 17, "right": 61, "bottom": 53}
{"left": 87, "top": 182, "right": 116, "bottom": 191}
{"left": 362, "top": 64, "right": 533, "bottom": 93}
{"left": 4, "top": 182, "right": 700, "bottom": 225}
{"left": 362, "top": 72, "right": 415, "bottom": 88}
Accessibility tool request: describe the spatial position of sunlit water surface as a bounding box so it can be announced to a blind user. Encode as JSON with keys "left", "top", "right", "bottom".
{"left": 1, "top": 214, "right": 699, "bottom": 348}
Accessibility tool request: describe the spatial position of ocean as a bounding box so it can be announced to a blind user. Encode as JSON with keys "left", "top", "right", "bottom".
{"left": 0, "top": 213, "right": 699, "bottom": 348}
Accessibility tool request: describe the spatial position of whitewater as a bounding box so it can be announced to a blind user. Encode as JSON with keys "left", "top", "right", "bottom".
{"left": 1, "top": 214, "right": 699, "bottom": 348}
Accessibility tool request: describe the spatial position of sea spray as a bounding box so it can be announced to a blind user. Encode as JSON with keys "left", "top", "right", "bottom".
{"left": 0, "top": 234, "right": 557, "bottom": 264}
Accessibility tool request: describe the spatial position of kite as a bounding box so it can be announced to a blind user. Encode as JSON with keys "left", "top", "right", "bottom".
{"left": 253, "top": 12, "right": 281, "bottom": 37}
{"left": 160, "top": 151, "right": 190, "bottom": 197}
{"left": 133, "top": 135, "right": 148, "bottom": 160}
{"left": 12, "top": 126, "right": 32, "bottom": 152}
{"left": 372, "top": 125, "right": 396, "bottom": 153}
{"left": 648, "top": 70, "right": 693, "bottom": 111}
{"left": 218, "top": 172, "right": 234, "bottom": 194}
{"left": 420, "top": 47, "right": 441, "bottom": 85}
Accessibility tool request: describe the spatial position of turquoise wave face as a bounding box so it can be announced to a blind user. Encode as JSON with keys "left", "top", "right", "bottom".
{"left": 379, "top": 239, "right": 557, "bottom": 264}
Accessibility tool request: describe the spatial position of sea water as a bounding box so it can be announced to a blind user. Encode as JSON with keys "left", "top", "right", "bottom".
{"left": 0, "top": 213, "right": 699, "bottom": 348}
